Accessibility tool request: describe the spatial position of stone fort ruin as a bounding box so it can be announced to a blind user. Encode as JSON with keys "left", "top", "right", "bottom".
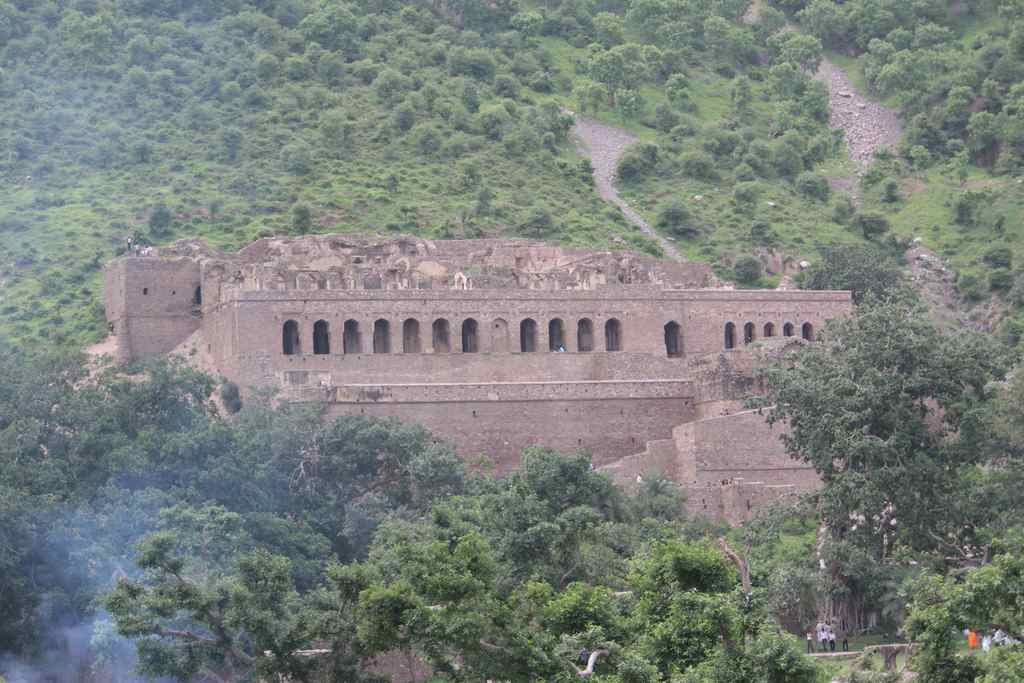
{"left": 103, "top": 236, "right": 852, "bottom": 522}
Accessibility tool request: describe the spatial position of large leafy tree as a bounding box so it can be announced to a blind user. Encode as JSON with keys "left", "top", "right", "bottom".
{"left": 801, "top": 245, "right": 904, "bottom": 304}
{"left": 761, "top": 294, "right": 1005, "bottom": 626}
{"left": 905, "top": 536, "right": 1024, "bottom": 682}
{"left": 105, "top": 534, "right": 314, "bottom": 683}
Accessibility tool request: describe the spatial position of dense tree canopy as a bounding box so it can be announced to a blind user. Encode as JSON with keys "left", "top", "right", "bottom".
{"left": 759, "top": 294, "right": 1024, "bottom": 636}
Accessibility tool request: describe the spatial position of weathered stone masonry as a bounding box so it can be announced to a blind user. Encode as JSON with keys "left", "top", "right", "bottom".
{"left": 103, "top": 236, "right": 853, "bottom": 522}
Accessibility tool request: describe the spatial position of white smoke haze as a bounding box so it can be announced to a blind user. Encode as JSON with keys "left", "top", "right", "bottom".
{"left": 0, "top": 609, "right": 179, "bottom": 683}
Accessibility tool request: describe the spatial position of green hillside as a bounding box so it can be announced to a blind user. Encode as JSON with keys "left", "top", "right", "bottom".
{"left": 2, "top": 0, "right": 1024, "bottom": 350}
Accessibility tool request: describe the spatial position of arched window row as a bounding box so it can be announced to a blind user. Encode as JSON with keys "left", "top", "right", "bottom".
{"left": 282, "top": 317, "right": 631, "bottom": 354}
{"left": 723, "top": 320, "right": 817, "bottom": 350}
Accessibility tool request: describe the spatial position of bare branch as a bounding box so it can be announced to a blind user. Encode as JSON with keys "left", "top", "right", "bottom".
{"left": 718, "top": 537, "right": 751, "bottom": 593}
{"left": 571, "top": 649, "right": 610, "bottom": 677}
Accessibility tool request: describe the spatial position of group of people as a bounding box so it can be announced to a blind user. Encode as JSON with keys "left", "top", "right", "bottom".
{"left": 806, "top": 621, "right": 848, "bottom": 653}
{"left": 965, "top": 628, "right": 1020, "bottom": 654}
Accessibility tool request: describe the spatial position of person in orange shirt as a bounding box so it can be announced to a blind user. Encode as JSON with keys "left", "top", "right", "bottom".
{"left": 967, "top": 629, "right": 979, "bottom": 653}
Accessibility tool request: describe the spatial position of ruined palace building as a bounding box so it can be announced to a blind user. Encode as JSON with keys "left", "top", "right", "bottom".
{"left": 103, "top": 236, "right": 852, "bottom": 523}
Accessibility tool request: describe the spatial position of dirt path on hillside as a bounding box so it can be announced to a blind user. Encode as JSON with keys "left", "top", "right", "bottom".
{"left": 815, "top": 58, "right": 902, "bottom": 175}
{"left": 569, "top": 114, "right": 684, "bottom": 261}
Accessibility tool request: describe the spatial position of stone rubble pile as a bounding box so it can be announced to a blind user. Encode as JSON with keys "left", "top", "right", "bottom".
{"left": 815, "top": 60, "right": 902, "bottom": 171}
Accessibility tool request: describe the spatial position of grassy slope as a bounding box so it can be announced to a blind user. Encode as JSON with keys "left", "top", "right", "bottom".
{"left": 1, "top": 3, "right": 1019, "bottom": 350}
{"left": 828, "top": 3, "right": 1024, "bottom": 310}
{"left": 0, "top": 13, "right": 659, "bottom": 349}
{"left": 0, "top": 8, "right": 836, "bottom": 349}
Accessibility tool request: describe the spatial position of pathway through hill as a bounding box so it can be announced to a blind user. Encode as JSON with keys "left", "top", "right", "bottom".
{"left": 814, "top": 57, "right": 902, "bottom": 201}
{"left": 569, "top": 114, "right": 684, "bottom": 261}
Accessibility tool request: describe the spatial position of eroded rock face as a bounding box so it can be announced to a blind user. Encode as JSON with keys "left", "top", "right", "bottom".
{"left": 159, "top": 235, "right": 716, "bottom": 293}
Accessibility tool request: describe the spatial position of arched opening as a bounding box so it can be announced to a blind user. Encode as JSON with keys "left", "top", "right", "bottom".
{"left": 605, "top": 318, "right": 622, "bottom": 351}
{"left": 763, "top": 322, "right": 775, "bottom": 338}
{"left": 548, "top": 318, "right": 565, "bottom": 352}
{"left": 802, "top": 322, "right": 815, "bottom": 341}
{"left": 783, "top": 322, "right": 794, "bottom": 337}
{"left": 724, "top": 322, "right": 736, "bottom": 350}
{"left": 461, "top": 318, "right": 479, "bottom": 353}
{"left": 373, "top": 319, "right": 390, "bottom": 353}
{"left": 664, "top": 321, "right": 682, "bottom": 358}
{"left": 192, "top": 286, "right": 202, "bottom": 306}
{"left": 282, "top": 320, "right": 301, "bottom": 355}
{"left": 577, "top": 318, "right": 594, "bottom": 352}
{"left": 343, "top": 320, "right": 361, "bottom": 354}
{"left": 313, "top": 320, "right": 330, "bottom": 354}
{"left": 403, "top": 319, "right": 421, "bottom": 353}
{"left": 491, "top": 318, "right": 509, "bottom": 353}
{"left": 743, "top": 322, "right": 755, "bottom": 345}
{"left": 433, "top": 319, "right": 451, "bottom": 353}
{"left": 520, "top": 318, "right": 537, "bottom": 352}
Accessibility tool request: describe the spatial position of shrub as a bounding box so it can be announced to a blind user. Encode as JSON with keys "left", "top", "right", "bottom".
{"left": 681, "top": 150, "right": 715, "bottom": 180}
{"left": 256, "top": 52, "right": 279, "bottom": 81}
{"left": 750, "top": 219, "right": 773, "bottom": 244}
{"left": 733, "top": 162, "right": 756, "bottom": 182}
{"left": 494, "top": 74, "right": 519, "bottom": 98}
{"left": 148, "top": 203, "right": 172, "bottom": 235}
{"left": 795, "top": 171, "right": 830, "bottom": 201}
{"left": 772, "top": 142, "right": 803, "bottom": 177}
{"left": 832, "top": 196, "right": 855, "bottom": 224}
{"left": 853, "top": 212, "right": 890, "bottom": 240}
{"left": 882, "top": 178, "right": 900, "bottom": 203}
{"left": 983, "top": 246, "right": 1013, "bottom": 269}
{"left": 413, "top": 124, "right": 442, "bottom": 155}
{"left": 953, "top": 190, "right": 985, "bottom": 226}
{"left": 291, "top": 202, "right": 313, "bottom": 234}
{"left": 375, "top": 68, "right": 410, "bottom": 105}
{"left": 803, "top": 245, "right": 903, "bottom": 304}
{"left": 653, "top": 102, "right": 680, "bottom": 133}
{"left": 220, "top": 381, "right": 242, "bottom": 414}
{"left": 392, "top": 102, "right": 416, "bottom": 131}
{"left": 222, "top": 127, "right": 243, "bottom": 161}
{"left": 733, "top": 181, "right": 762, "bottom": 206}
{"left": 521, "top": 207, "right": 554, "bottom": 237}
{"left": 734, "top": 255, "right": 763, "bottom": 284}
{"left": 449, "top": 47, "right": 496, "bottom": 80}
{"left": 665, "top": 73, "right": 690, "bottom": 110}
{"left": 669, "top": 115, "right": 700, "bottom": 140}
{"left": 701, "top": 126, "right": 742, "bottom": 159}
{"left": 1009, "top": 275, "right": 1024, "bottom": 307}
{"left": 989, "top": 268, "right": 1013, "bottom": 290}
{"left": 655, "top": 200, "right": 697, "bottom": 237}
{"left": 957, "top": 273, "right": 984, "bottom": 301}
{"left": 477, "top": 104, "right": 510, "bottom": 140}
{"left": 618, "top": 145, "right": 659, "bottom": 181}
{"left": 282, "top": 141, "right": 313, "bottom": 175}
{"left": 283, "top": 55, "right": 311, "bottom": 81}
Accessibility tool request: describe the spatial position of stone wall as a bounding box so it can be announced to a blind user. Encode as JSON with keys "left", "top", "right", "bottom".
{"left": 600, "top": 409, "right": 818, "bottom": 524}
{"left": 103, "top": 257, "right": 201, "bottom": 359}
{"left": 312, "top": 380, "right": 695, "bottom": 473}
{"left": 675, "top": 410, "right": 816, "bottom": 487}
{"left": 684, "top": 480, "right": 803, "bottom": 526}
{"left": 102, "top": 236, "right": 851, "bottom": 519}
{"left": 211, "top": 288, "right": 849, "bottom": 388}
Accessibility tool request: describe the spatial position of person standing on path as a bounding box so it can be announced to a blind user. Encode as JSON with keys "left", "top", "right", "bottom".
{"left": 806, "top": 630, "right": 814, "bottom": 654}
{"left": 829, "top": 627, "right": 836, "bottom": 652}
